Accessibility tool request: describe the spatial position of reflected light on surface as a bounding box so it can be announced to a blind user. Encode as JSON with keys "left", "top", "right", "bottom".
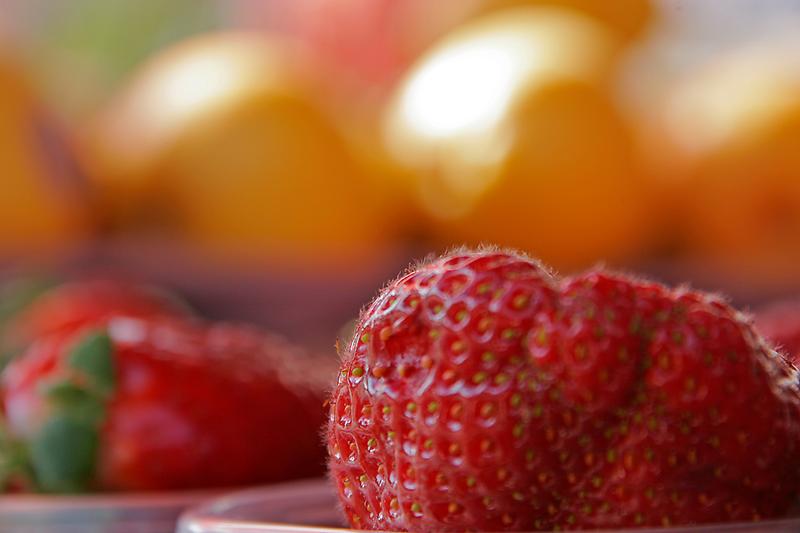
{"left": 141, "top": 50, "right": 247, "bottom": 130}
{"left": 400, "top": 36, "right": 524, "bottom": 139}
{"left": 389, "top": 9, "right": 614, "bottom": 145}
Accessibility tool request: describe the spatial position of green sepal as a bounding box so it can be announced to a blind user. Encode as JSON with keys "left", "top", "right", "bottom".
{"left": 29, "top": 415, "right": 99, "bottom": 494}
{"left": 41, "top": 380, "right": 106, "bottom": 426}
{"left": 68, "top": 331, "right": 115, "bottom": 395}
{"left": 19, "top": 330, "right": 117, "bottom": 493}
{"left": 0, "top": 420, "right": 33, "bottom": 491}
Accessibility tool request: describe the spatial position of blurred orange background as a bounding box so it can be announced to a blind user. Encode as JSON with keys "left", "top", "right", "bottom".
{"left": 2, "top": 0, "right": 800, "bottom": 350}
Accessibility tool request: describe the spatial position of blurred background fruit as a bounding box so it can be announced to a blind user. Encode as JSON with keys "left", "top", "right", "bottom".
{"left": 0, "top": 0, "right": 799, "bottom": 346}
{"left": 230, "top": 1, "right": 655, "bottom": 245}
{"left": 654, "top": 40, "right": 800, "bottom": 289}
{"left": 84, "top": 33, "right": 404, "bottom": 270}
{"left": 384, "top": 7, "right": 656, "bottom": 272}
{"left": 0, "top": 53, "right": 89, "bottom": 258}
{"left": 470, "top": 0, "right": 653, "bottom": 41}
{"left": 0, "top": 279, "right": 191, "bottom": 363}
{"left": 5, "top": 0, "right": 222, "bottom": 118}
{"left": 233, "top": 0, "right": 653, "bottom": 101}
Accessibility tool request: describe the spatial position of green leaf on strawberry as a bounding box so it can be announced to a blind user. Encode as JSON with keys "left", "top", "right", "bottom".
{"left": 42, "top": 380, "right": 106, "bottom": 426}
{"left": 29, "top": 415, "right": 99, "bottom": 493}
{"left": 0, "top": 419, "right": 33, "bottom": 492}
{"left": 4, "top": 317, "right": 332, "bottom": 493}
{"left": 4, "top": 329, "right": 117, "bottom": 493}
{"left": 68, "top": 331, "right": 115, "bottom": 395}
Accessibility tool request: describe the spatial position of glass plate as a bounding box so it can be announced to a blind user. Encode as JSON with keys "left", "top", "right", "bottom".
{"left": 178, "top": 478, "right": 800, "bottom": 533}
{"left": 0, "top": 489, "right": 222, "bottom": 533}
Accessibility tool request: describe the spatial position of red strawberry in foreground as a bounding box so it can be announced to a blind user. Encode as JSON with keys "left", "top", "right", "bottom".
{"left": 327, "top": 249, "right": 800, "bottom": 531}
{"left": 1, "top": 316, "right": 333, "bottom": 492}
{"left": 756, "top": 300, "right": 800, "bottom": 366}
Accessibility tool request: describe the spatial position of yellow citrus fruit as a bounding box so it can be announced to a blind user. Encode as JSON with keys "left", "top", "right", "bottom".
{"left": 658, "top": 42, "right": 800, "bottom": 285}
{"left": 0, "top": 54, "right": 88, "bottom": 254}
{"left": 384, "top": 8, "right": 654, "bottom": 271}
{"left": 86, "top": 32, "right": 399, "bottom": 268}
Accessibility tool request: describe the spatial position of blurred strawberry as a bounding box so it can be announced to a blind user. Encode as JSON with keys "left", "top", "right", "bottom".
{"left": 1, "top": 317, "right": 332, "bottom": 492}
{"left": 0, "top": 279, "right": 189, "bottom": 367}
{"left": 7, "top": 280, "right": 189, "bottom": 342}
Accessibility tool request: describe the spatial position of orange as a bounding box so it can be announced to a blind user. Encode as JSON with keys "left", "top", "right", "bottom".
{"left": 86, "top": 33, "right": 399, "bottom": 269}
{"left": 0, "top": 54, "right": 88, "bottom": 255}
{"left": 470, "top": 0, "right": 653, "bottom": 42}
{"left": 384, "top": 8, "right": 654, "bottom": 271}
{"left": 270, "top": 0, "right": 653, "bottom": 96}
{"left": 657, "top": 42, "right": 800, "bottom": 287}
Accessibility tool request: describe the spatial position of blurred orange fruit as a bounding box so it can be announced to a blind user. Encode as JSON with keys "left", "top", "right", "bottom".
{"left": 86, "top": 33, "right": 400, "bottom": 268}
{"left": 658, "top": 42, "right": 800, "bottom": 286}
{"left": 471, "top": 0, "right": 653, "bottom": 42}
{"left": 0, "top": 54, "right": 88, "bottom": 255}
{"left": 384, "top": 8, "right": 654, "bottom": 271}
{"left": 267, "top": 0, "right": 653, "bottom": 95}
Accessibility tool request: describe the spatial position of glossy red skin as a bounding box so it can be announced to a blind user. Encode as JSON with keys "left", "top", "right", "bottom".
{"left": 327, "top": 250, "right": 800, "bottom": 531}
{"left": 2, "top": 317, "right": 332, "bottom": 491}
{"left": 756, "top": 301, "right": 800, "bottom": 366}
{"left": 5, "top": 280, "right": 189, "bottom": 350}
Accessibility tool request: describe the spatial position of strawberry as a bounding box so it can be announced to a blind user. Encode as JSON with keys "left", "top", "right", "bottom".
{"left": 1, "top": 279, "right": 190, "bottom": 358}
{"left": 1, "top": 316, "right": 332, "bottom": 492}
{"left": 755, "top": 300, "right": 800, "bottom": 366}
{"left": 327, "top": 249, "right": 800, "bottom": 531}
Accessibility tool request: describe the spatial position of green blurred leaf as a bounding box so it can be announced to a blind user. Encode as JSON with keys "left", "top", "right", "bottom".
{"left": 68, "top": 331, "right": 115, "bottom": 395}
{"left": 0, "top": 420, "right": 32, "bottom": 491}
{"left": 30, "top": 415, "right": 98, "bottom": 493}
{"left": 42, "top": 380, "right": 106, "bottom": 425}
